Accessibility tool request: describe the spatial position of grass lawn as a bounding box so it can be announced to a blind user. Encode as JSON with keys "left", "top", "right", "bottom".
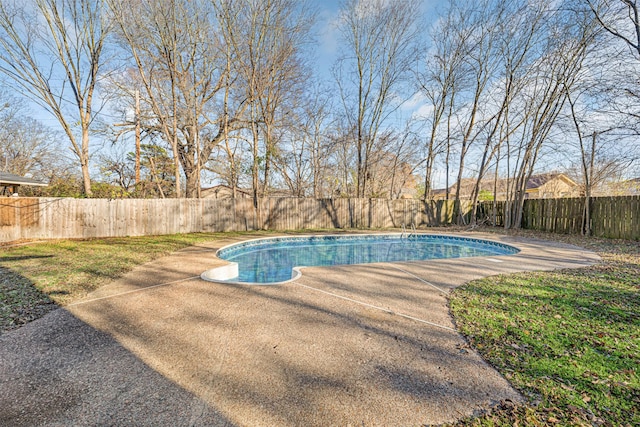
{"left": 450, "top": 229, "right": 639, "bottom": 426}
{"left": 0, "top": 228, "right": 638, "bottom": 425}
{"left": 0, "top": 232, "right": 237, "bottom": 331}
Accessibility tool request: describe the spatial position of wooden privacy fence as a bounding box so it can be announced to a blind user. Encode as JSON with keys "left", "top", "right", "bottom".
{"left": 479, "top": 195, "right": 640, "bottom": 240}
{"left": 0, "top": 197, "right": 471, "bottom": 243}
{"left": 3, "top": 196, "right": 637, "bottom": 243}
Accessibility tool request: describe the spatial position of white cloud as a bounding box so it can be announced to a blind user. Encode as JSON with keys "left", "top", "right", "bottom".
{"left": 402, "top": 91, "right": 428, "bottom": 110}
{"left": 315, "top": 0, "right": 343, "bottom": 56}
{"left": 412, "top": 103, "right": 434, "bottom": 120}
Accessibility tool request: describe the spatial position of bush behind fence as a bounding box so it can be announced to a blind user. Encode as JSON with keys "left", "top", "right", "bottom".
{"left": 1, "top": 196, "right": 638, "bottom": 243}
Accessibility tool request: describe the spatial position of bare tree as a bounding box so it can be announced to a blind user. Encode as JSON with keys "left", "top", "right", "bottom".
{"left": 217, "top": 0, "right": 314, "bottom": 210}
{"left": 467, "top": 0, "right": 548, "bottom": 225}
{"left": 417, "top": 4, "right": 466, "bottom": 202}
{"left": 418, "top": 1, "right": 601, "bottom": 228}
{"left": 333, "top": 0, "right": 421, "bottom": 198}
{"left": 328, "top": 121, "right": 358, "bottom": 197}
{"left": 386, "top": 124, "right": 421, "bottom": 199}
{"left": 449, "top": 0, "right": 506, "bottom": 224}
{"left": 366, "top": 129, "right": 421, "bottom": 199}
{"left": 587, "top": 0, "right": 640, "bottom": 135}
{"left": 208, "top": 131, "right": 247, "bottom": 197}
{"left": 108, "top": 74, "right": 144, "bottom": 189}
{"left": 273, "top": 86, "right": 333, "bottom": 198}
{"left": 587, "top": 0, "right": 640, "bottom": 57}
{"left": 97, "top": 138, "right": 177, "bottom": 198}
{"left": 0, "top": 90, "right": 63, "bottom": 179}
{"left": 562, "top": 22, "right": 637, "bottom": 234}
{"left": 305, "top": 88, "right": 335, "bottom": 198}
{"left": 97, "top": 147, "right": 135, "bottom": 193}
{"left": 505, "top": 8, "right": 595, "bottom": 229}
{"left": 111, "top": 0, "right": 236, "bottom": 198}
{"left": 0, "top": 0, "right": 112, "bottom": 196}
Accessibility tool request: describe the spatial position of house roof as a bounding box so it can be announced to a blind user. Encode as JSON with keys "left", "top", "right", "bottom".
{"left": 525, "top": 173, "right": 577, "bottom": 190}
{"left": 201, "top": 184, "right": 252, "bottom": 198}
{"left": 432, "top": 173, "right": 578, "bottom": 196}
{"left": 0, "top": 172, "right": 48, "bottom": 187}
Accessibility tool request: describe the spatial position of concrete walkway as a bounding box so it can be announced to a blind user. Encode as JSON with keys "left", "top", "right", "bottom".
{"left": 0, "top": 232, "right": 600, "bottom": 426}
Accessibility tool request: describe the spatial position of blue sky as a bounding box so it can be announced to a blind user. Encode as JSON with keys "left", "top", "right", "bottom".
{"left": 314, "top": 0, "right": 344, "bottom": 81}
{"left": 312, "top": 0, "right": 438, "bottom": 82}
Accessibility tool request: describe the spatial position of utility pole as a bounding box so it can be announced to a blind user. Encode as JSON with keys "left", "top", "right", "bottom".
{"left": 135, "top": 89, "right": 141, "bottom": 185}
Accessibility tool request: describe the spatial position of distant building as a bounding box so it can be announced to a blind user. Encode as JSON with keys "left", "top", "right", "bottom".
{"left": 0, "top": 172, "right": 48, "bottom": 196}
{"left": 602, "top": 178, "right": 640, "bottom": 196}
{"left": 431, "top": 173, "right": 580, "bottom": 200}
{"left": 201, "top": 185, "right": 252, "bottom": 199}
{"left": 525, "top": 173, "right": 580, "bottom": 199}
{"left": 201, "top": 185, "right": 308, "bottom": 199}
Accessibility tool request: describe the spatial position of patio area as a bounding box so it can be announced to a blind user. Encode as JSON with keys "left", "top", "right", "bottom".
{"left": 0, "top": 232, "right": 600, "bottom": 426}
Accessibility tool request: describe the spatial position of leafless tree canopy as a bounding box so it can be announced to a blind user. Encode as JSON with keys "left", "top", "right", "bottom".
{"left": 332, "top": 0, "right": 421, "bottom": 198}
{"left": 0, "top": 90, "right": 69, "bottom": 180}
{"left": 0, "top": 0, "right": 111, "bottom": 195}
{"left": 0, "top": 0, "right": 637, "bottom": 231}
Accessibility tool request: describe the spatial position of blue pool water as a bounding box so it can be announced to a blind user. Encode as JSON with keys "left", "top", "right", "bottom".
{"left": 216, "top": 234, "right": 519, "bottom": 284}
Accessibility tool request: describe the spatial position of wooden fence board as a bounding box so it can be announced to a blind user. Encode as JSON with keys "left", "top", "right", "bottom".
{"left": 632, "top": 196, "right": 639, "bottom": 239}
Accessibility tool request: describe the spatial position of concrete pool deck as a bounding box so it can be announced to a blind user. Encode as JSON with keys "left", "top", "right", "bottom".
{"left": 0, "top": 232, "right": 600, "bottom": 426}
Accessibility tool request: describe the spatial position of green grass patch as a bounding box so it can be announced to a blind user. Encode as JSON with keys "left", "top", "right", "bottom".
{"left": 0, "top": 232, "right": 241, "bottom": 332}
{"left": 450, "top": 232, "right": 639, "bottom": 426}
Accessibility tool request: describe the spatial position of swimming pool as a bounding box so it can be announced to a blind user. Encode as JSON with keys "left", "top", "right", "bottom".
{"left": 201, "top": 234, "right": 520, "bottom": 285}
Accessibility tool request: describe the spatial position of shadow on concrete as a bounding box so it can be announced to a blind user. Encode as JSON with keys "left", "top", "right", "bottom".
{"left": 68, "top": 268, "right": 521, "bottom": 426}
{"left": 0, "top": 308, "right": 235, "bottom": 427}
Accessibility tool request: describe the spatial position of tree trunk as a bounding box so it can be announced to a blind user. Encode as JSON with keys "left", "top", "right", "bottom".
{"left": 81, "top": 124, "right": 92, "bottom": 196}
{"left": 184, "top": 168, "right": 199, "bottom": 198}
{"left": 583, "top": 132, "right": 598, "bottom": 236}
